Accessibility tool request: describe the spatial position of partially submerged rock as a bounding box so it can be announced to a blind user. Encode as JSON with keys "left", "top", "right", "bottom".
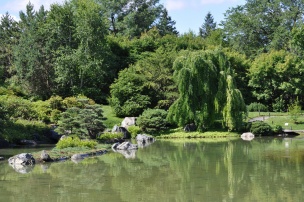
{"left": 112, "top": 142, "right": 138, "bottom": 150}
{"left": 241, "top": 132, "right": 255, "bottom": 141}
{"left": 8, "top": 153, "right": 35, "bottom": 174}
{"left": 8, "top": 153, "right": 35, "bottom": 166}
{"left": 40, "top": 150, "right": 53, "bottom": 162}
{"left": 136, "top": 134, "right": 155, "bottom": 148}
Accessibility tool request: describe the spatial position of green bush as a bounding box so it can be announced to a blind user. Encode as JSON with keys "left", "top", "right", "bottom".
{"left": 272, "top": 125, "right": 283, "bottom": 134}
{"left": 128, "top": 125, "right": 142, "bottom": 138}
{"left": 247, "top": 102, "right": 268, "bottom": 112}
{"left": 1, "top": 119, "right": 49, "bottom": 142}
{"left": 98, "top": 132, "right": 124, "bottom": 142}
{"left": 250, "top": 121, "right": 273, "bottom": 136}
{"left": 137, "top": 108, "right": 168, "bottom": 133}
{"left": 0, "top": 95, "right": 37, "bottom": 120}
{"left": 56, "top": 137, "right": 97, "bottom": 149}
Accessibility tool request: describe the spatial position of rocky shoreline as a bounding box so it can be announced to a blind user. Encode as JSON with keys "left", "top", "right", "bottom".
{"left": 6, "top": 134, "right": 155, "bottom": 173}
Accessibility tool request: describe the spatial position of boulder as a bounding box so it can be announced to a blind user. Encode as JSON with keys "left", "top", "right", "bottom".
{"left": 121, "top": 117, "right": 137, "bottom": 129}
{"left": 8, "top": 153, "right": 35, "bottom": 166}
{"left": 8, "top": 153, "right": 35, "bottom": 174}
{"left": 71, "top": 154, "right": 84, "bottom": 163}
{"left": 112, "top": 142, "right": 138, "bottom": 150}
{"left": 40, "top": 150, "right": 52, "bottom": 162}
{"left": 241, "top": 132, "right": 255, "bottom": 141}
{"left": 184, "top": 123, "right": 197, "bottom": 132}
{"left": 136, "top": 134, "right": 155, "bottom": 148}
{"left": 111, "top": 125, "right": 131, "bottom": 139}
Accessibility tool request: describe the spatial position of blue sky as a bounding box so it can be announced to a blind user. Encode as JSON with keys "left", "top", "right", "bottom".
{"left": 0, "top": 0, "right": 245, "bottom": 34}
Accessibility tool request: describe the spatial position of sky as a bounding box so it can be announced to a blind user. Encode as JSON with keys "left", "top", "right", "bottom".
{"left": 0, "top": 0, "right": 246, "bottom": 34}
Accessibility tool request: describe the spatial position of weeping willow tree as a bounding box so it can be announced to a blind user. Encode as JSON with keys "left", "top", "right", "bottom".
{"left": 167, "top": 50, "right": 246, "bottom": 131}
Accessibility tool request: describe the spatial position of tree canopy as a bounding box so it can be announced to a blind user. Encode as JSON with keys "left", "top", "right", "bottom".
{"left": 167, "top": 50, "right": 246, "bottom": 131}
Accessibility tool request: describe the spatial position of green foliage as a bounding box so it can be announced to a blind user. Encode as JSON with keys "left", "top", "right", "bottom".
{"left": 127, "top": 125, "right": 142, "bottom": 138}
{"left": 156, "top": 8, "right": 179, "bottom": 36}
{"left": 97, "top": 132, "right": 124, "bottom": 142}
{"left": 223, "top": 0, "right": 304, "bottom": 56}
{"left": 109, "top": 67, "right": 152, "bottom": 117}
{"left": 247, "top": 102, "right": 268, "bottom": 112}
{"left": 56, "top": 136, "right": 97, "bottom": 149}
{"left": 1, "top": 119, "right": 49, "bottom": 142}
{"left": 55, "top": 104, "right": 105, "bottom": 139}
{"left": 288, "top": 98, "right": 302, "bottom": 123}
{"left": 168, "top": 49, "right": 246, "bottom": 131}
{"left": 0, "top": 95, "right": 37, "bottom": 120}
{"left": 248, "top": 50, "right": 304, "bottom": 111}
{"left": 272, "top": 125, "right": 283, "bottom": 134}
{"left": 137, "top": 109, "right": 168, "bottom": 133}
{"left": 199, "top": 12, "right": 216, "bottom": 38}
{"left": 250, "top": 121, "right": 273, "bottom": 136}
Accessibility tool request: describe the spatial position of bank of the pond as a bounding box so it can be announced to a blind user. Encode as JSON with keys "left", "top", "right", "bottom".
{"left": 156, "top": 131, "right": 240, "bottom": 139}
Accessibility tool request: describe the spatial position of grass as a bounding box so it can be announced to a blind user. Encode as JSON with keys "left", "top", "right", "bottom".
{"left": 102, "top": 105, "right": 123, "bottom": 128}
{"left": 248, "top": 111, "right": 304, "bottom": 131}
{"left": 31, "top": 144, "right": 111, "bottom": 161}
{"left": 156, "top": 127, "right": 239, "bottom": 139}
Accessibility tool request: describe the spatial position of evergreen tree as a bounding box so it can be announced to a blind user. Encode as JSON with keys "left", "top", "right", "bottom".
{"left": 156, "top": 8, "right": 179, "bottom": 36}
{"left": 56, "top": 104, "right": 105, "bottom": 139}
{"left": 0, "top": 13, "right": 19, "bottom": 84}
{"left": 199, "top": 12, "right": 216, "bottom": 38}
{"left": 13, "top": 3, "right": 55, "bottom": 99}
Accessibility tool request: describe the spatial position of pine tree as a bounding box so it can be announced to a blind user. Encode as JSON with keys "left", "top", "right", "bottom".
{"left": 156, "top": 8, "right": 179, "bottom": 36}
{"left": 199, "top": 12, "right": 216, "bottom": 38}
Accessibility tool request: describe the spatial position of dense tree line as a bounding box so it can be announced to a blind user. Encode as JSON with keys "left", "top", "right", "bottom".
{"left": 1, "top": 0, "right": 304, "bottom": 140}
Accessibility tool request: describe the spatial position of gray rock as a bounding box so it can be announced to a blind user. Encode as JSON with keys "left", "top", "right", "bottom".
{"left": 71, "top": 154, "right": 85, "bottom": 163}
{"left": 8, "top": 153, "right": 35, "bottom": 166}
{"left": 8, "top": 153, "right": 35, "bottom": 174}
{"left": 40, "top": 150, "right": 52, "bottom": 162}
{"left": 241, "top": 132, "right": 255, "bottom": 141}
{"left": 0, "top": 157, "right": 4, "bottom": 161}
{"left": 136, "top": 134, "right": 155, "bottom": 148}
{"left": 184, "top": 123, "right": 197, "bottom": 132}
{"left": 121, "top": 117, "right": 137, "bottom": 129}
{"left": 111, "top": 125, "right": 131, "bottom": 139}
{"left": 116, "top": 142, "right": 138, "bottom": 150}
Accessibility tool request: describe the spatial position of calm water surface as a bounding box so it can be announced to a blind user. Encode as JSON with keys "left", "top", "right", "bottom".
{"left": 1, "top": 138, "right": 304, "bottom": 202}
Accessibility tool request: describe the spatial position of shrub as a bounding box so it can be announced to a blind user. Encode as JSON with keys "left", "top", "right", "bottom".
{"left": 137, "top": 109, "right": 168, "bottom": 133}
{"left": 272, "top": 125, "right": 283, "bottom": 134}
{"left": 247, "top": 102, "right": 268, "bottom": 112}
{"left": 1, "top": 119, "right": 49, "bottom": 142}
{"left": 98, "top": 132, "right": 124, "bottom": 142}
{"left": 127, "top": 125, "right": 142, "bottom": 138}
{"left": 56, "top": 137, "right": 97, "bottom": 149}
{"left": 0, "top": 95, "right": 37, "bottom": 120}
{"left": 250, "top": 121, "right": 273, "bottom": 136}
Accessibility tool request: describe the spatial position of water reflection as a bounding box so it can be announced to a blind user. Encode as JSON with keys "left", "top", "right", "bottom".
{"left": 1, "top": 138, "right": 304, "bottom": 201}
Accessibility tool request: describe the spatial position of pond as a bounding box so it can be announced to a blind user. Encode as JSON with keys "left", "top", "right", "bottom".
{"left": 1, "top": 137, "right": 304, "bottom": 201}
